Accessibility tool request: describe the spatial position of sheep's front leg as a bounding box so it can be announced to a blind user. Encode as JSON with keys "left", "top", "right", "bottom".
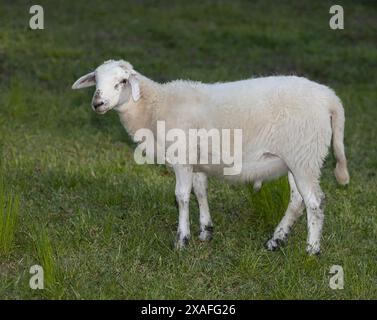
{"left": 174, "top": 165, "right": 193, "bottom": 249}
{"left": 193, "top": 172, "right": 213, "bottom": 241}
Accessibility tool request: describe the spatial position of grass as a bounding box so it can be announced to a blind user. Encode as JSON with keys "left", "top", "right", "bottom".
{"left": 32, "top": 228, "right": 58, "bottom": 293}
{"left": 0, "top": 0, "right": 376, "bottom": 299}
{"left": 0, "top": 179, "right": 20, "bottom": 256}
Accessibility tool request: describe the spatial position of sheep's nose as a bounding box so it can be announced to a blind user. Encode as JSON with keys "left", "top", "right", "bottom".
{"left": 92, "top": 101, "right": 104, "bottom": 109}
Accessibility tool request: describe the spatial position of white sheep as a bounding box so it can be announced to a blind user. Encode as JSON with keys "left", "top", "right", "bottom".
{"left": 72, "top": 59, "right": 349, "bottom": 255}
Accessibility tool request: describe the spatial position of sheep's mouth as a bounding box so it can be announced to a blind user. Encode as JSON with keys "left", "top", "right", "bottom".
{"left": 93, "top": 104, "right": 111, "bottom": 114}
{"left": 95, "top": 107, "right": 110, "bottom": 114}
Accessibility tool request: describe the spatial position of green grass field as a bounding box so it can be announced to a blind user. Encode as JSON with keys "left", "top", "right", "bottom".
{"left": 0, "top": 0, "right": 376, "bottom": 299}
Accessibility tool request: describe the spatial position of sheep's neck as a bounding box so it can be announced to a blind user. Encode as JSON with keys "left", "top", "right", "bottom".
{"left": 117, "top": 76, "right": 162, "bottom": 140}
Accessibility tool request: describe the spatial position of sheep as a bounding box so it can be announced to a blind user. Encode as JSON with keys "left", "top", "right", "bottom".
{"left": 72, "top": 59, "right": 349, "bottom": 255}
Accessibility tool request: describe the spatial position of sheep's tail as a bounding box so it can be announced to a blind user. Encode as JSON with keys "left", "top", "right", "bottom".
{"left": 330, "top": 97, "right": 350, "bottom": 185}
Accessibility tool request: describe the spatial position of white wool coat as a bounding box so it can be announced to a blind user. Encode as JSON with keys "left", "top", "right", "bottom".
{"left": 119, "top": 75, "right": 346, "bottom": 185}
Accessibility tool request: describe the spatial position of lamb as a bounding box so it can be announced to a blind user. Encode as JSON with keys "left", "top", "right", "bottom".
{"left": 72, "top": 59, "right": 349, "bottom": 255}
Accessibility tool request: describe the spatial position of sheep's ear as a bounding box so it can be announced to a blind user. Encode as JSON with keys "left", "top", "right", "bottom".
{"left": 72, "top": 72, "right": 96, "bottom": 89}
{"left": 129, "top": 73, "right": 140, "bottom": 102}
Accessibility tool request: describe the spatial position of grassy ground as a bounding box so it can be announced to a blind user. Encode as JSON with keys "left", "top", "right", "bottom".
{"left": 0, "top": 0, "right": 376, "bottom": 299}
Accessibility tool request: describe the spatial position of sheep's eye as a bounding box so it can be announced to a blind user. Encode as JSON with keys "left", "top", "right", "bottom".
{"left": 121, "top": 79, "right": 128, "bottom": 84}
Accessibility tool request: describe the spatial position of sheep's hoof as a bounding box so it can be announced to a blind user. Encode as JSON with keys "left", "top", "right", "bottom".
{"left": 175, "top": 233, "right": 190, "bottom": 249}
{"left": 306, "top": 243, "right": 321, "bottom": 256}
{"left": 253, "top": 181, "right": 262, "bottom": 192}
{"left": 199, "top": 225, "right": 214, "bottom": 241}
{"left": 265, "top": 238, "right": 285, "bottom": 251}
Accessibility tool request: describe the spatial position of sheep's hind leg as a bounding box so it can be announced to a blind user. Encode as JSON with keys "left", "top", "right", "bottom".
{"left": 266, "top": 172, "right": 305, "bottom": 251}
{"left": 193, "top": 172, "right": 213, "bottom": 241}
{"left": 174, "top": 165, "right": 193, "bottom": 249}
{"left": 290, "top": 171, "right": 325, "bottom": 255}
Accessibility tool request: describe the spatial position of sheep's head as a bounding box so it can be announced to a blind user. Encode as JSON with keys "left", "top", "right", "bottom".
{"left": 72, "top": 60, "right": 140, "bottom": 114}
